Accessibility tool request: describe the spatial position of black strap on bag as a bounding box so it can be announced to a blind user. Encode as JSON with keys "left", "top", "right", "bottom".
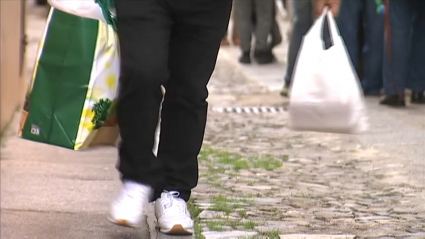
{"left": 322, "top": 14, "right": 334, "bottom": 50}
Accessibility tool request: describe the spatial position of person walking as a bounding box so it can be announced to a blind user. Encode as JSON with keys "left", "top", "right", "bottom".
{"left": 234, "top": 0, "right": 276, "bottom": 64}
{"left": 108, "top": 0, "right": 232, "bottom": 235}
{"left": 252, "top": 3, "right": 283, "bottom": 51}
{"left": 381, "top": 0, "right": 425, "bottom": 106}
{"left": 337, "top": 0, "right": 384, "bottom": 96}
{"left": 270, "top": 4, "right": 283, "bottom": 50}
{"left": 280, "top": 0, "right": 341, "bottom": 97}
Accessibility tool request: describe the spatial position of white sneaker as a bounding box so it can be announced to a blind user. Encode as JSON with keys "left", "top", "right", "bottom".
{"left": 154, "top": 191, "right": 194, "bottom": 235}
{"left": 108, "top": 180, "right": 152, "bottom": 228}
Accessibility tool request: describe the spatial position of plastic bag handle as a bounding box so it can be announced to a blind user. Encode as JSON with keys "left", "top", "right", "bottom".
{"left": 311, "top": 7, "right": 328, "bottom": 35}
{"left": 314, "top": 7, "right": 340, "bottom": 48}
{"left": 309, "top": 7, "right": 338, "bottom": 41}
{"left": 325, "top": 9, "right": 341, "bottom": 38}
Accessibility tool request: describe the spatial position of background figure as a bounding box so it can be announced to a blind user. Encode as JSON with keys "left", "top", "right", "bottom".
{"left": 270, "top": 3, "right": 283, "bottom": 49}
{"left": 234, "top": 0, "right": 275, "bottom": 64}
{"left": 338, "top": 0, "right": 384, "bottom": 96}
{"left": 381, "top": 0, "right": 425, "bottom": 107}
{"left": 408, "top": 2, "right": 425, "bottom": 104}
{"left": 281, "top": 0, "right": 314, "bottom": 97}
{"left": 252, "top": 3, "right": 282, "bottom": 50}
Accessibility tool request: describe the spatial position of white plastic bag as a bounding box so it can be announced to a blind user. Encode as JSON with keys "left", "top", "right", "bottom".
{"left": 288, "top": 8, "right": 368, "bottom": 134}
{"left": 48, "top": 0, "right": 106, "bottom": 22}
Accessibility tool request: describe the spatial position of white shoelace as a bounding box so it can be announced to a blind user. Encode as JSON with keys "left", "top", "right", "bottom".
{"left": 161, "top": 191, "right": 187, "bottom": 216}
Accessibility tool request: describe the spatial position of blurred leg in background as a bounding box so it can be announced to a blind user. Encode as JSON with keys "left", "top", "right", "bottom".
{"left": 381, "top": 0, "right": 412, "bottom": 107}
{"left": 234, "top": 0, "right": 275, "bottom": 65}
{"left": 362, "top": 0, "right": 384, "bottom": 96}
{"left": 253, "top": 2, "right": 282, "bottom": 56}
{"left": 234, "top": 0, "right": 254, "bottom": 64}
{"left": 338, "top": 0, "right": 384, "bottom": 96}
{"left": 252, "top": 0, "right": 275, "bottom": 64}
{"left": 270, "top": 2, "right": 283, "bottom": 49}
{"left": 280, "top": 0, "right": 314, "bottom": 97}
{"left": 408, "top": 0, "right": 425, "bottom": 104}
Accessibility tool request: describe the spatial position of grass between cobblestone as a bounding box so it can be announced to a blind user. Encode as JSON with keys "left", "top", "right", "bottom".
{"left": 210, "top": 194, "right": 252, "bottom": 212}
{"left": 188, "top": 198, "right": 205, "bottom": 239}
{"left": 191, "top": 147, "right": 286, "bottom": 238}
{"left": 189, "top": 194, "right": 281, "bottom": 239}
{"left": 199, "top": 146, "right": 287, "bottom": 172}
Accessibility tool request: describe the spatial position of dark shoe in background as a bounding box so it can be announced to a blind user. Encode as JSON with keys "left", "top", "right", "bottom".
{"left": 380, "top": 95, "right": 406, "bottom": 107}
{"left": 254, "top": 50, "right": 275, "bottom": 65}
{"left": 411, "top": 91, "right": 425, "bottom": 104}
{"left": 238, "top": 52, "right": 251, "bottom": 64}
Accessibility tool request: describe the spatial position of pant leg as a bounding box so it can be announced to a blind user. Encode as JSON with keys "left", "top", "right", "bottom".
{"left": 383, "top": 0, "right": 413, "bottom": 95}
{"left": 271, "top": 18, "right": 282, "bottom": 47}
{"left": 408, "top": 0, "right": 425, "bottom": 92}
{"left": 362, "top": 0, "right": 385, "bottom": 93}
{"left": 253, "top": 0, "right": 275, "bottom": 52}
{"left": 156, "top": 0, "right": 232, "bottom": 202}
{"left": 270, "top": 3, "right": 282, "bottom": 48}
{"left": 337, "top": 0, "right": 362, "bottom": 76}
{"left": 115, "top": 0, "right": 172, "bottom": 189}
{"left": 284, "top": 0, "right": 313, "bottom": 85}
{"left": 234, "top": 0, "right": 253, "bottom": 53}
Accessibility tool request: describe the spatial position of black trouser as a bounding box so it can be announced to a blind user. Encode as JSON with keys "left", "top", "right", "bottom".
{"left": 115, "top": 0, "right": 232, "bottom": 202}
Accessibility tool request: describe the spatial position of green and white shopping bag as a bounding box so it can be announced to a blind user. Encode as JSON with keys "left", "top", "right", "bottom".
{"left": 19, "top": 8, "right": 120, "bottom": 150}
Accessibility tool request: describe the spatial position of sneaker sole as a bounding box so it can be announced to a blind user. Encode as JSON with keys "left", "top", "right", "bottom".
{"left": 158, "top": 224, "right": 193, "bottom": 235}
{"left": 108, "top": 217, "right": 140, "bottom": 228}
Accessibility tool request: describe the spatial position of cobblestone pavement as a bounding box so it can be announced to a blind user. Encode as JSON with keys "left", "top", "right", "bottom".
{"left": 19, "top": 3, "right": 425, "bottom": 239}
{"left": 191, "top": 45, "right": 425, "bottom": 239}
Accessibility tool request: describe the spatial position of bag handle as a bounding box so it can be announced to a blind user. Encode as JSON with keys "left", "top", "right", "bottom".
{"left": 309, "top": 7, "right": 339, "bottom": 48}
{"left": 310, "top": 7, "right": 328, "bottom": 36}
{"left": 325, "top": 9, "right": 340, "bottom": 37}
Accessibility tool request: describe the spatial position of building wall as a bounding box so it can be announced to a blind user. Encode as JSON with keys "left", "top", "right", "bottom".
{"left": 1, "top": 0, "right": 27, "bottom": 133}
